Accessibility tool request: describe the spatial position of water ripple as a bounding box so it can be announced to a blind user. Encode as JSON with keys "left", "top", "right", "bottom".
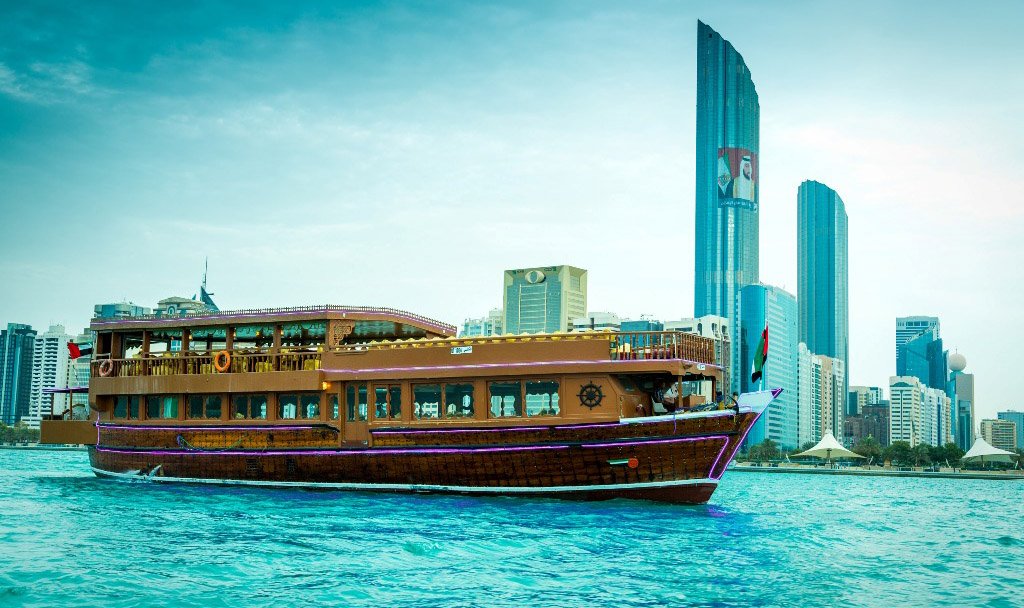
{"left": 1, "top": 450, "right": 1022, "bottom": 607}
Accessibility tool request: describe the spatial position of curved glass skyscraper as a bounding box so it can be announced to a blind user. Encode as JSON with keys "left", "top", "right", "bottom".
{"left": 797, "top": 180, "right": 848, "bottom": 405}
{"left": 694, "top": 21, "right": 760, "bottom": 390}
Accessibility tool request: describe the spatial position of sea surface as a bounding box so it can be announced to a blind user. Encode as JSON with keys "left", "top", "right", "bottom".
{"left": 1, "top": 450, "right": 1021, "bottom": 608}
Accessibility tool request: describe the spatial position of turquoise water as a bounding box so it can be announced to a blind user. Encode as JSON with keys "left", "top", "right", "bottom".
{"left": 1, "top": 450, "right": 1021, "bottom": 607}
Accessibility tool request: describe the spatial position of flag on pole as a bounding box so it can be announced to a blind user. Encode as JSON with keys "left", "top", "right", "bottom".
{"left": 750, "top": 325, "right": 768, "bottom": 384}
{"left": 67, "top": 342, "right": 93, "bottom": 360}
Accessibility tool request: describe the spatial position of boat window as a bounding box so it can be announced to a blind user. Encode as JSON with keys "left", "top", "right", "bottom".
{"left": 233, "top": 325, "right": 275, "bottom": 350}
{"left": 346, "top": 384, "right": 368, "bottom": 422}
{"left": 128, "top": 396, "right": 140, "bottom": 419}
{"left": 413, "top": 384, "right": 441, "bottom": 420}
{"left": 489, "top": 381, "right": 522, "bottom": 418}
{"left": 146, "top": 395, "right": 179, "bottom": 419}
{"left": 373, "top": 385, "right": 402, "bottom": 420}
{"left": 190, "top": 327, "right": 228, "bottom": 353}
{"left": 187, "top": 395, "right": 222, "bottom": 419}
{"left": 121, "top": 332, "right": 144, "bottom": 358}
{"left": 526, "top": 381, "right": 560, "bottom": 417}
{"left": 149, "top": 329, "right": 183, "bottom": 354}
{"left": 301, "top": 394, "right": 320, "bottom": 419}
{"left": 330, "top": 394, "right": 339, "bottom": 420}
{"left": 279, "top": 394, "right": 298, "bottom": 419}
{"left": 114, "top": 396, "right": 128, "bottom": 418}
{"left": 232, "top": 394, "right": 268, "bottom": 419}
{"left": 444, "top": 383, "right": 474, "bottom": 418}
{"left": 281, "top": 322, "right": 327, "bottom": 347}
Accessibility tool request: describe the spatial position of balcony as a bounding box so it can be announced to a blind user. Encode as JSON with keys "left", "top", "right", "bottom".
{"left": 91, "top": 350, "right": 322, "bottom": 378}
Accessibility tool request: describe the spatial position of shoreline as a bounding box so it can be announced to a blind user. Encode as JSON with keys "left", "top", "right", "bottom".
{"left": 0, "top": 444, "right": 87, "bottom": 452}
{"left": 731, "top": 464, "right": 1024, "bottom": 480}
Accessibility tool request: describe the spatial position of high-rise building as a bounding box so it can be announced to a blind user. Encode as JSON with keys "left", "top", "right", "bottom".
{"left": 922, "top": 386, "right": 952, "bottom": 447}
{"left": 890, "top": 376, "right": 926, "bottom": 446}
{"left": 66, "top": 329, "right": 93, "bottom": 418}
{"left": 843, "top": 403, "right": 890, "bottom": 448}
{"left": 997, "top": 410, "right": 1024, "bottom": 450}
{"left": 572, "top": 312, "right": 622, "bottom": 332}
{"left": 0, "top": 323, "right": 37, "bottom": 426}
{"left": 848, "top": 385, "right": 874, "bottom": 416}
{"left": 694, "top": 21, "right": 760, "bottom": 393}
{"left": 798, "top": 180, "right": 849, "bottom": 411}
{"left": 797, "top": 342, "right": 845, "bottom": 446}
{"left": 94, "top": 301, "right": 152, "bottom": 319}
{"left": 461, "top": 308, "right": 503, "bottom": 337}
{"left": 502, "top": 266, "right": 587, "bottom": 334}
{"left": 620, "top": 319, "right": 665, "bottom": 332}
{"left": 902, "top": 330, "right": 947, "bottom": 390}
{"left": 980, "top": 419, "right": 1017, "bottom": 452}
{"left": 738, "top": 285, "right": 797, "bottom": 450}
{"left": 896, "top": 316, "right": 939, "bottom": 374}
{"left": 26, "top": 325, "right": 72, "bottom": 428}
{"left": 947, "top": 353, "right": 975, "bottom": 450}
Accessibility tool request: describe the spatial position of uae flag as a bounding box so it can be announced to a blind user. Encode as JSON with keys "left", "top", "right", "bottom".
{"left": 750, "top": 325, "right": 768, "bottom": 384}
{"left": 67, "top": 342, "right": 93, "bottom": 360}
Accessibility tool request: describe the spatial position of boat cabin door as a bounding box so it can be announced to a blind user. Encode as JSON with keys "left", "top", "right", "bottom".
{"left": 343, "top": 382, "right": 370, "bottom": 445}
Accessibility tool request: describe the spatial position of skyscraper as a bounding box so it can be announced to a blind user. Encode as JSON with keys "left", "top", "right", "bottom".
{"left": 997, "top": 410, "right": 1024, "bottom": 449}
{"left": 502, "top": 266, "right": 587, "bottom": 334}
{"left": 738, "top": 285, "right": 797, "bottom": 450}
{"left": 890, "top": 376, "right": 925, "bottom": 447}
{"left": 694, "top": 21, "right": 760, "bottom": 391}
{"left": 0, "top": 323, "right": 37, "bottom": 426}
{"left": 902, "top": 328, "right": 947, "bottom": 390}
{"left": 947, "top": 353, "right": 975, "bottom": 450}
{"left": 26, "top": 325, "right": 71, "bottom": 428}
{"left": 798, "top": 180, "right": 848, "bottom": 403}
{"left": 895, "top": 316, "right": 939, "bottom": 373}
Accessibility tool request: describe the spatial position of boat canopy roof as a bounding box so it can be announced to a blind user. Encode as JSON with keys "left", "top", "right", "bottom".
{"left": 89, "top": 305, "right": 457, "bottom": 339}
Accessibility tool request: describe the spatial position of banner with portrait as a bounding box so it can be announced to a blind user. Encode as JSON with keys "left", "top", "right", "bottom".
{"left": 716, "top": 147, "right": 758, "bottom": 210}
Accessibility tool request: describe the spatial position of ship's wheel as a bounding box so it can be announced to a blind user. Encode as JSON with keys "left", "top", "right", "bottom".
{"left": 578, "top": 383, "right": 604, "bottom": 409}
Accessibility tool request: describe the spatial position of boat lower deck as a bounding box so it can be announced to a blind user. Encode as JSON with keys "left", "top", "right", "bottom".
{"left": 88, "top": 410, "right": 758, "bottom": 504}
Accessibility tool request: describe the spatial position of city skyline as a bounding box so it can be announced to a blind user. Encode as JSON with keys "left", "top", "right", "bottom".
{"left": 1, "top": 2, "right": 1022, "bottom": 425}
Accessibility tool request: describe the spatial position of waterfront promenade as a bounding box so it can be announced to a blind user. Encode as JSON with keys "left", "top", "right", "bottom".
{"left": 732, "top": 462, "right": 1024, "bottom": 480}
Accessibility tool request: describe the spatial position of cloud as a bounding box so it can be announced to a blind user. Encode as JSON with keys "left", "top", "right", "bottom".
{"left": 0, "top": 60, "right": 99, "bottom": 104}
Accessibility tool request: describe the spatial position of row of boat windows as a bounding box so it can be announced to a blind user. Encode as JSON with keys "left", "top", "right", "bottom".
{"left": 344, "top": 380, "right": 560, "bottom": 421}
{"left": 110, "top": 380, "right": 562, "bottom": 421}
{"left": 112, "top": 394, "right": 325, "bottom": 421}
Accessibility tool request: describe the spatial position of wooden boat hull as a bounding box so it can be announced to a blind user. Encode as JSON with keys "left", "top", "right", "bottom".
{"left": 87, "top": 409, "right": 760, "bottom": 504}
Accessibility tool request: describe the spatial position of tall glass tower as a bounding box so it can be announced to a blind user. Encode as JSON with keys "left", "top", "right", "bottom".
{"left": 797, "top": 180, "right": 848, "bottom": 402}
{"left": 694, "top": 20, "right": 760, "bottom": 393}
{"left": 738, "top": 284, "right": 798, "bottom": 450}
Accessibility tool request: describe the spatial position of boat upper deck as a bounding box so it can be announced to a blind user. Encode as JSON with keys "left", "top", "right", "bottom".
{"left": 86, "top": 305, "right": 728, "bottom": 408}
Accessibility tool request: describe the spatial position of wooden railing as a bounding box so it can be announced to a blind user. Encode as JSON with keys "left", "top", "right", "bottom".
{"left": 609, "top": 332, "right": 720, "bottom": 366}
{"left": 92, "top": 350, "right": 322, "bottom": 378}
{"left": 89, "top": 304, "right": 457, "bottom": 335}
{"left": 337, "top": 330, "right": 724, "bottom": 368}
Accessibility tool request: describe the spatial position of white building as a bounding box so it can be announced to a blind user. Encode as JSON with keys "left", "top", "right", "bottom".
{"left": 572, "top": 312, "right": 622, "bottom": 332}
{"left": 980, "top": 419, "right": 1017, "bottom": 452}
{"left": 26, "top": 325, "right": 71, "bottom": 428}
{"left": 890, "top": 376, "right": 925, "bottom": 446}
{"left": 664, "top": 315, "right": 729, "bottom": 404}
{"left": 922, "top": 386, "right": 952, "bottom": 447}
{"left": 461, "top": 308, "right": 503, "bottom": 337}
{"left": 797, "top": 343, "right": 845, "bottom": 445}
{"left": 66, "top": 329, "right": 92, "bottom": 419}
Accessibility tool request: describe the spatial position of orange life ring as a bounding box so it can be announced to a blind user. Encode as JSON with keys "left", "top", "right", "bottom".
{"left": 213, "top": 350, "right": 231, "bottom": 373}
{"left": 98, "top": 359, "right": 114, "bottom": 377}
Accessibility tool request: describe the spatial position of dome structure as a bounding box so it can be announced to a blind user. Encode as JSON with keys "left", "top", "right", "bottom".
{"left": 948, "top": 352, "right": 967, "bottom": 372}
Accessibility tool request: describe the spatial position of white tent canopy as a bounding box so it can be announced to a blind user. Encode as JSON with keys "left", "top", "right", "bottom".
{"left": 962, "top": 437, "right": 1015, "bottom": 463}
{"left": 792, "top": 432, "right": 866, "bottom": 460}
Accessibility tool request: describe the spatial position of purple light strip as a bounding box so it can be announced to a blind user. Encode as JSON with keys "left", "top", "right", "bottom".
{"left": 711, "top": 413, "right": 760, "bottom": 480}
{"left": 372, "top": 421, "right": 627, "bottom": 435}
{"left": 98, "top": 423, "right": 321, "bottom": 432}
{"left": 582, "top": 434, "right": 727, "bottom": 450}
{"left": 96, "top": 444, "right": 569, "bottom": 457}
{"left": 324, "top": 357, "right": 719, "bottom": 375}
{"left": 90, "top": 306, "right": 456, "bottom": 334}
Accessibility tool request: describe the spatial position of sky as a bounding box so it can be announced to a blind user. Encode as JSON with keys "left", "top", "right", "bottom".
{"left": 1, "top": 1, "right": 1022, "bottom": 422}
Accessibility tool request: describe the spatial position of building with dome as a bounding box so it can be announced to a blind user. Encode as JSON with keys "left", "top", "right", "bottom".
{"left": 947, "top": 352, "right": 975, "bottom": 450}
